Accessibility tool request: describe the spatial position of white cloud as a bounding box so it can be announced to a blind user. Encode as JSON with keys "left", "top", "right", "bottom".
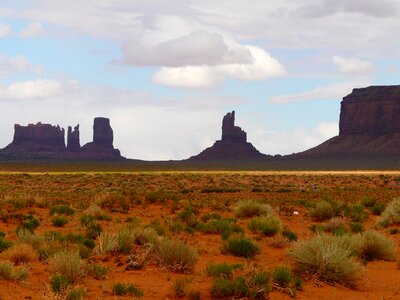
{"left": 0, "top": 79, "right": 62, "bottom": 100}
{"left": 0, "top": 54, "right": 31, "bottom": 78}
{"left": 333, "top": 56, "right": 375, "bottom": 75}
{"left": 19, "top": 21, "right": 45, "bottom": 38}
{"left": 153, "top": 45, "right": 286, "bottom": 88}
{"left": 269, "top": 81, "right": 369, "bottom": 103}
{"left": 0, "top": 22, "right": 11, "bottom": 38}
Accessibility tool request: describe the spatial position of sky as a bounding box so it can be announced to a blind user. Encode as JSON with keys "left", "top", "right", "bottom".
{"left": 0, "top": 0, "right": 399, "bottom": 160}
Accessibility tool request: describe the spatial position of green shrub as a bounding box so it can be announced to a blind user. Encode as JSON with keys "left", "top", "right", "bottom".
{"left": 12, "top": 266, "right": 29, "bottom": 281}
{"left": 370, "top": 202, "right": 385, "bottom": 215}
{"left": 359, "top": 230, "right": 395, "bottom": 261}
{"left": 288, "top": 234, "right": 363, "bottom": 287}
{"left": 157, "top": 238, "right": 199, "bottom": 273}
{"left": 345, "top": 205, "right": 368, "bottom": 223}
{"left": 0, "top": 237, "right": 12, "bottom": 252}
{"left": 0, "top": 261, "right": 13, "bottom": 280}
{"left": 173, "top": 277, "right": 191, "bottom": 298}
{"left": 112, "top": 283, "right": 143, "bottom": 297}
{"left": 52, "top": 216, "right": 68, "bottom": 227}
{"left": 178, "top": 207, "right": 198, "bottom": 227}
{"left": 67, "top": 288, "right": 86, "bottom": 300}
{"left": 88, "top": 264, "right": 109, "bottom": 280}
{"left": 49, "top": 251, "right": 85, "bottom": 283}
{"left": 85, "top": 223, "right": 103, "bottom": 239}
{"left": 324, "top": 217, "right": 348, "bottom": 236}
{"left": 224, "top": 236, "right": 260, "bottom": 258}
{"left": 248, "top": 215, "right": 282, "bottom": 236}
{"left": 389, "top": 228, "right": 399, "bottom": 234}
{"left": 198, "top": 219, "right": 243, "bottom": 240}
{"left": 18, "top": 215, "right": 40, "bottom": 232}
{"left": 0, "top": 231, "right": 5, "bottom": 239}
{"left": 117, "top": 228, "right": 137, "bottom": 254}
{"left": 282, "top": 229, "right": 297, "bottom": 241}
{"left": 210, "top": 277, "right": 250, "bottom": 298}
{"left": 234, "top": 200, "right": 274, "bottom": 218}
{"left": 50, "top": 274, "right": 70, "bottom": 293}
{"left": 350, "top": 222, "right": 364, "bottom": 233}
{"left": 49, "top": 205, "right": 75, "bottom": 216}
{"left": 377, "top": 198, "right": 400, "bottom": 227}
{"left": 309, "top": 201, "right": 334, "bottom": 221}
{"left": 207, "top": 263, "right": 243, "bottom": 278}
{"left": 272, "top": 266, "right": 292, "bottom": 287}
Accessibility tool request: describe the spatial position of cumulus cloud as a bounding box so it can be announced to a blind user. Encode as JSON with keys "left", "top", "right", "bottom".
{"left": 0, "top": 22, "right": 11, "bottom": 37}
{"left": 269, "top": 81, "right": 369, "bottom": 103}
{"left": 333, "top": 56, "right": 375, "bottom": 75}
{"left": 153, "top": 45, "right": 286, "bottom": 88}
{"left": 0, "top": 79, "right": 62, "bottom": 100}
{"left": 19, "top": 21, "right": 45, "bottom": 38}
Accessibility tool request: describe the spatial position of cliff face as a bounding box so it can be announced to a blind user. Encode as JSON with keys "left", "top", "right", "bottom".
{"left": 190, "top": 111, "right": 265, "bottom": 160}
{"left": 5, "top": 123, "right": 65, "bottom": 152}
{"left": 300, "top": 85, "right": 400, "bottom": 156}
{"left": 340, "top": 86, "right": 400, "bottom": 135}
{"left": 2, "top": 117, "right": 123, "bottom": 160}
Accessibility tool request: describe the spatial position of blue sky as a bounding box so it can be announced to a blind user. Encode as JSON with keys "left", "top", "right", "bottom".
{"left": 0, "top": 0, "right": 399, "bottom": 160}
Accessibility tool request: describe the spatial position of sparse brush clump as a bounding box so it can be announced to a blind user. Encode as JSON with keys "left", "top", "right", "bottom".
{"left": 272, "top": 266, "right": 293, "bottom": 287}
{"left": 16, "top": 229, "right": 45, "bottom": 250}
{"left": 49, "top": 250, "right": 85, "bottom": 283}
{"left": 49, "top": 205, "right": 75, "bottom": 216}
{"left": 95, "top": 232, "right": 118, "bottom": 254}
{"left": 358, "top": 230, "right": 395, "bottom": 261}
{"left": 282, "top": 229, "right": 297, "bottom": 242}
{"left": 50, "top": 273, "right": 70, "bottom": 293}
{"left": 88, "top": 264, "right": 109, "bottom": 280}
{"left": 210, "top": 270, "right": 270, "bottom": 299}
{"left": 224, "top": 236, "right": 260, "bottom": 258}
{"left": 234, "top": 200, "right": 274, "bottom": 218}
{"left": 173, "top": 277, "right": 191, "bottom": 298}
{"left": 0, "top": 237, "right": 12, "bottom": 252}
{"left": 197, "top": 218, "right": 243, "bottom": 240}
{"left": 2, "top": 243, "right": 38, "bottom": 264}
{"left": 156, "top": 238, "right": 199, "bottom": 273}
{"left": 376, "top": 198, "right": 400, "bottom": 227}
{"left": 248, "top": 214, "right": 282, "bottom": 236}
{"left": 112, "top": 283, "right": 143, "bottom": 297}
{"left": 309, "top": 201, "right": 334, "bottom": 221}
{"left": 0, "top": 261, "right": 29, "bottom": 281}
{"left": 288, "top": 234, "right": 363, "bottom": 287}
{"left": 207, "top": 263, "right": 243, "bottom": 278}
{"left": 18, "top": 215, "right": 40, "bottom": 232}
{"left": 324, "top": 217, "right": 348, "bottom": 236}
{"left": 67, "top": 288, "right": 86, "bottom": 300}
{"left": 52, "top": 216, "right": 68, "bottom": 227}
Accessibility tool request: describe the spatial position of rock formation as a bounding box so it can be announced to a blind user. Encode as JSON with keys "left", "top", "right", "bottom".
{"left": 67, "top": 125, "right": 80, "bottom": 151}
{"left": 4, "top": 122, "right": 65, "bottom": 153}
{"left": 81, "top": 117, "right": 121, "bottom": 158}
{"left": 190, "top": 111, "right": 266, "bottom": 160}
{"left": 1, "top": 117, "right": 123, "bottom": 160}
{"left": 299, "top": 85, "right": 400, "bottom": 156}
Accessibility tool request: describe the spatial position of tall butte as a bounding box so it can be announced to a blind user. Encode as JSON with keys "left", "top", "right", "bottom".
{"left": 190, "top": 111, "right": 265, "bottom": 160}
{"left": 299, "top": 85, "right": 400, "bottom": 156}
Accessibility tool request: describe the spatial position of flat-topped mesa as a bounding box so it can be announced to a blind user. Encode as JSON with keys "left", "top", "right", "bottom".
{"left": 5, "top": 122, "right": 65, "bottom": 152}
{"left": 189, "top": 110, "right": 266, "bottom": 160}
{"left": 340, "top": 85, "right": 400, "bottom": 135}
{"left": 67, "top": 125, "right": 80, "bottom": 151}
{"left": 298, "top": 85, "right": 400, "bottom": 157}
{"left": 222, "top": 111, "right": 247, "bottom": 142}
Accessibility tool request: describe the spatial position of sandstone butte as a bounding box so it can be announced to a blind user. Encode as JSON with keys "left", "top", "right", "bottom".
{"left": 298, "top": 85, "right": 400, "bottom": 157}
{"left": 189, "top": 110, "right": 266, "bottom": 160}
{"left": 1, "top": 117, "right": 123, "bottom": 160}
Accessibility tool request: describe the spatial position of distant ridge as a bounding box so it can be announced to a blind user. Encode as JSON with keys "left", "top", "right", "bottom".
{"left": 189, "top": 111, "right": 266, "bottom": 160}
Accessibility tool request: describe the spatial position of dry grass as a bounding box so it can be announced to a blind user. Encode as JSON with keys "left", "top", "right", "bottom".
{"left": 2, "top": 244, "right": 38, "bottom": 265}
{"left": 48, "top": 251, "right": 85, "bottom": 283}
{"left": 376, "top": 198, "right": 400, "bottom": 227}
{"left": 156, "top": 238, "right": 198, "bottom": 273}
